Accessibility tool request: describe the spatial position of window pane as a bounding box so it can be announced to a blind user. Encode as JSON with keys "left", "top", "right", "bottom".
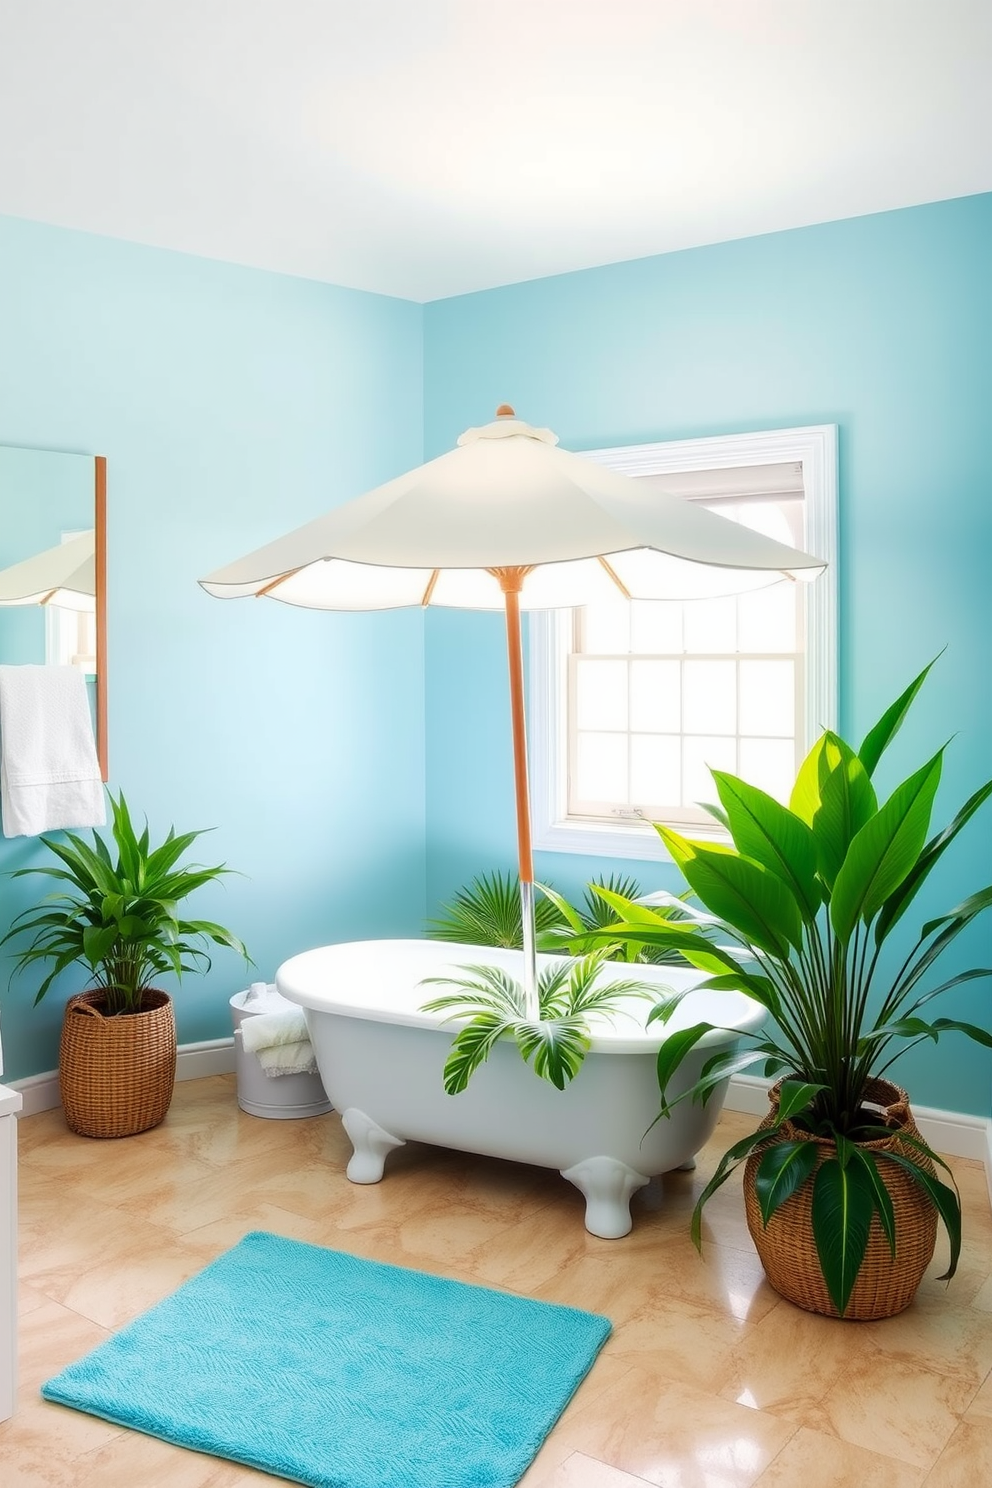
{"left": 683, "top": 660, "right": 737, "bottom": 734}
{"left": 631, "top": 735, "right": 680, "bottom": 807}
{"left": 630, "top": 600, "right": 682, "bottom": 654}
{"left": 576, "top": 732, "right": 628, "bottom": 803}
{"left": 582, "top": 599, "right": 630, "bottom": 654}
{"left": 739, "top": 660, "right": 794, "bottom": 736}
{"left": 576, "top": 658, "right": 627, "bottom": 730}
{"left": 683, "top": 596, "right": 737, "bottom": 653}
{"left": 683, "top": 736, "right": 737, "bottom": 808}
{"left": 738, "top": 584, "right": 796, "bottom": 653}
{"left": 630, "top": 660, "right": 681, "bottom": 731}
{"left": 739, "top": 738, "right": 796, "bottom": 804}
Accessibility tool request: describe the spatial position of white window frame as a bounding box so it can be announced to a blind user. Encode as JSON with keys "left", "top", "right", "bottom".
{"left": 528, "top": 424, "right": 839, "bottom": 862}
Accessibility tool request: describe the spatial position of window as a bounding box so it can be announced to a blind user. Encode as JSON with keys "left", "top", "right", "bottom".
{"left": 529, "top": 426, "right": 838, "bottom": 862}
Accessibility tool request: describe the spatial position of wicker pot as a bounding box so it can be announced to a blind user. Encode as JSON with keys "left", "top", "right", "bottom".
{"left": 58, "top": 990, "right": 177, "bottom": 1138}
{"left": 743, "top": 1076, "right": 938, "bottom": 1320}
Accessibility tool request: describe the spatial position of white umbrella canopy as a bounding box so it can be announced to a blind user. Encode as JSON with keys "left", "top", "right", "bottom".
{"left": 0, "top": 529, "right": 95, "bottom": 612}
{"left": 201, "top": 411, "right": 823, "bottom": 610}
{"left": 200, "top": 408, "right": 825, "bottom": 1013}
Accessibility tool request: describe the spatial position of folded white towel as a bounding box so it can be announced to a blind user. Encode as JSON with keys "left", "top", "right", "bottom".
{"left": 0, "top": 664, "right": 105, "bottom": 838}
{"left": 240, "top": 1007, "right": 310, "bottom": 1054}
{"left": 256, "top": 1040, "right": 319, "bottom": 1078}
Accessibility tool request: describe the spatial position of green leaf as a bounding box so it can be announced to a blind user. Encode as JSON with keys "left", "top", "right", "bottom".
{"left": 789, "top": 733, "right": 831, "bottom": 826}
{"left": 514, "top": 1016, "right": 590, "bottom": 1089}
{"left": 426, "top": 870, "right": 565, "bottom": 949}
{"left": 921, "top": 885, "right": 992, "bottom": 942}
{"left": 755, "top": 1140, "right": 819, "bottom": 1226}
{"left": 656, "top": 829, "right": 804, "bottom": 956}
{"left": 849, "top": 1147, "right": 896, "bottom": 1258}
{"left": 712, "top": 771, "right": 821, "bottom": 918}
{"left": 811, "top": 734, "right": 878, "bottom": 889}
{"left": 689, "top": 1124, "right": 788, "bottom": 1249}
{"left": 874, "top": 778, "right": 992, "bottom": 943}
{"left": 81, "top": 925, "right": 119, "bottom": 966}
{"left": 655, "top": 1023, "right": 717, "bottom": 1112}
{"left": 879, "top": 1152, "right": 962, "bottom": 1281}
{"left": 687, "top": 1046, "right": 779, "bottom": 1107}
{"left": 858, "top": 655, "right": 941, "bottom": 777}
{"left": 831, "top": 752, "right": 943, "bottom": 942}
{"left": 439, "top": 1012, "right": 511, "bottom": 1094}
{"left": 811, "top": 1155, "right": 877, "bottom": 1316}
{"left": 775, "top": 1079, "right": 828, "bottom": 1123}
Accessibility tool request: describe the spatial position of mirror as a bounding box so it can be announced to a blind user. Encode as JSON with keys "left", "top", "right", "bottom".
{"left": 0, "top": 447, "right": 107, "bottom": 780}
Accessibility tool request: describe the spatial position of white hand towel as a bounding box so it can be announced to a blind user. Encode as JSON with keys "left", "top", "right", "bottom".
{"left": 240, "top": 1007, "right": 310, "bottom": 1055}
{"left": 256, "top": 1041, "right": 319, "bottom": 1078}
{"left": 0, "top": 665, "right": 105, "bottom": 838}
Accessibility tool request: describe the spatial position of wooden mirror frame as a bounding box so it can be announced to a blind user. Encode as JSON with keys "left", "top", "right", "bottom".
{"left": 95, "top": 454, "right": 108, "bottom": 781}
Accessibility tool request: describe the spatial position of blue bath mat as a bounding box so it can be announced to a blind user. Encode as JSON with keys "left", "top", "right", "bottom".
{"left": 42, "top": 1230, "right": 610, "bottom": 1488}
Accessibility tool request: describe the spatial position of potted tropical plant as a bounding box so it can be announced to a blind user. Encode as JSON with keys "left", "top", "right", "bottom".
{"left": 593, "top": 659, "right": 992, "bottom": 1318}
{"left": 2, "top": 792, "right": 249, "bottom": 1138}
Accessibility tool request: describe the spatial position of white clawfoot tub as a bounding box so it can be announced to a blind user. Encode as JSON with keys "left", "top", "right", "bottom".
{"left": 276, "top": 939, "right": 764, "bottom": 1238}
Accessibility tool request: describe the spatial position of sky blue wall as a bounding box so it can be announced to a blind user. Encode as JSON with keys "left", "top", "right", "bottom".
{"left": 0, "top": 213, "right": 426, "bottom": 1081}
{"left": 423, "top": 194, "right": 992, "bottom": 1116}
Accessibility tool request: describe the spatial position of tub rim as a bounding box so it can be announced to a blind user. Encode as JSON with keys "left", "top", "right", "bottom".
{"left": 276, "top": 937, "right": 766, "bottom": 1054}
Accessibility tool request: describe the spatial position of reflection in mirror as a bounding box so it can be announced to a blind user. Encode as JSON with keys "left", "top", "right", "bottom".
{"left": 0, "top": 448, "right": 107, "bottom": 780}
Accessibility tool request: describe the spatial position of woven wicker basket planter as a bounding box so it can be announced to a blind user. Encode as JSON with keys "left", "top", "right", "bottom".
{"left": 743, "top": 1076, "right": 938, "bottom": 1320}
{"left": 59, "top": 990, "right": 177, "bottom": 1139}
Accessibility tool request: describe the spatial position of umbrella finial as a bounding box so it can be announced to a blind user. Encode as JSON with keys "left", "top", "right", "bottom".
{"left": 495, "top": 404, "right": 515, "bottom": 418}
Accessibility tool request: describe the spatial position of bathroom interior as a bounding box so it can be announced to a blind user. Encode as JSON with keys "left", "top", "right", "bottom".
{"left": 1, "top": 7, "right": 992, "bottom": 1487}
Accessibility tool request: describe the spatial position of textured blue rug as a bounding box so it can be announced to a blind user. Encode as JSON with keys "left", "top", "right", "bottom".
{"left": 42, "top": 1231, "right": 611, "bottom": 1488}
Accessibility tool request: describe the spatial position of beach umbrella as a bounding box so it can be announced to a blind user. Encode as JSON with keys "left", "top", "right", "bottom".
{"left": 200, "top": 408, "right": 825, "bottom": 1015}
{"left": 0, "top": 529, "right": 95, "bottom": 612}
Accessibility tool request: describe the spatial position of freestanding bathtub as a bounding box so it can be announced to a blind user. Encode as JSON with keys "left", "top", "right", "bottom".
{"left": 276, "top": 938, "right": 765, "bottom": 1238}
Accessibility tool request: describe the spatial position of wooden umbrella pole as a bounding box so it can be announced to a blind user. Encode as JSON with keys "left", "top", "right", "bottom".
{"left": 494, "top": 567, "right": 538, "bottom": 1019}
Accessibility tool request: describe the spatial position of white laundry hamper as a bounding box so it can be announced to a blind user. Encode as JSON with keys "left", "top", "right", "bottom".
{"left": 230, "top": 985, "right": 332, "bottom": 1119}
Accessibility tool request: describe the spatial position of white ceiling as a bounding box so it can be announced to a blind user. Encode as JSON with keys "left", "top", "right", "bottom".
{"left": 1, "top": 1, "right": 991, "bottom": 303}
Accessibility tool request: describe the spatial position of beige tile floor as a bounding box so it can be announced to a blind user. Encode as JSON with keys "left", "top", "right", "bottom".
{"left": 3, "top": 1075, "right": 992, "bottom": 1487}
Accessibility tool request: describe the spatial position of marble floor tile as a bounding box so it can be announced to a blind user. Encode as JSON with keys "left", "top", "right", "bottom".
{"left": 922, "top": 1415, "right": 992, "bottom": 1487}
{"left": 965, "top": 1370, "right": 992, "bottom": 1420}
{"left": 752, "top": 1426, "right": 926, "bottom": 1487}
{"left": 549, "top": 1366, "right": 797, "bottom": 1487}
{"left": 814, "top": 1355, "right": 977, "bottom": 1470}
{"left": 6, "top": 1079, "right": 991, "bottom": 1488}
{"left": 718, "top": 1298, "right": 876, "bottom": 1422}
{"left": 539, "top": 1451, "right": 663, "bottom": 1487}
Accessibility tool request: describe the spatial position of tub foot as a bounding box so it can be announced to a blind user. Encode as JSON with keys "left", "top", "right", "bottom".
{"left": 673, "top": 1157, "right": 697, "bottom": 1172}
{"left": 341, "top": 1107, "right": 405, "bottom": 1183}
{"left": 560, "top": 1156, "right": 650, "bottom": 1239}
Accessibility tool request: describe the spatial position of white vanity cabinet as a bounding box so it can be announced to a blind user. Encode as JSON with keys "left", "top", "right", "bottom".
{"left": 0, "top": 1083, "right": 21, "bottom": 1422}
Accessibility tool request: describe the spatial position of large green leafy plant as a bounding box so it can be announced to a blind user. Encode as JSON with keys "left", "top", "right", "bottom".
{"left": 598, "top": 661, "right": 992, "bottom": 1316}
{"left": 3, "top": 792, "right": 249, "bottom": 1015}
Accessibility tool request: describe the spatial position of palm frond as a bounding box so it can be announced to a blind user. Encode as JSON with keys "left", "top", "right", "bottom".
{"left": 426, "top": 870, "right": 567, "bottom": 948}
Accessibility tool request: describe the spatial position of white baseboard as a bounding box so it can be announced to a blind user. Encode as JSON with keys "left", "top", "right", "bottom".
{"left": 6, "top": 1070, "right": 58, "bottom": 1120}
{"left": 726, "top": 1073, "right": 992, "bottom": 1209}
{"left": 9, "top": 1037, "right": 236, "bottom": 1118}
{"left": 174, "top": 1037, "right": 236, "bottom": 1081}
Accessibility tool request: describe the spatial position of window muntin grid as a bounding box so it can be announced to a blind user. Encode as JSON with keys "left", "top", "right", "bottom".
{"left": 567, "top": 497, "right": 806, "bottom": 827}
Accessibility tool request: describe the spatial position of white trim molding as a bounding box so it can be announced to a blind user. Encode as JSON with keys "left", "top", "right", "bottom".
{"left": 10, "top": 1037, "right": 236, "bottom": 1118}
{"left": 530, "top": 423, "right": 839, "bottom": 862}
